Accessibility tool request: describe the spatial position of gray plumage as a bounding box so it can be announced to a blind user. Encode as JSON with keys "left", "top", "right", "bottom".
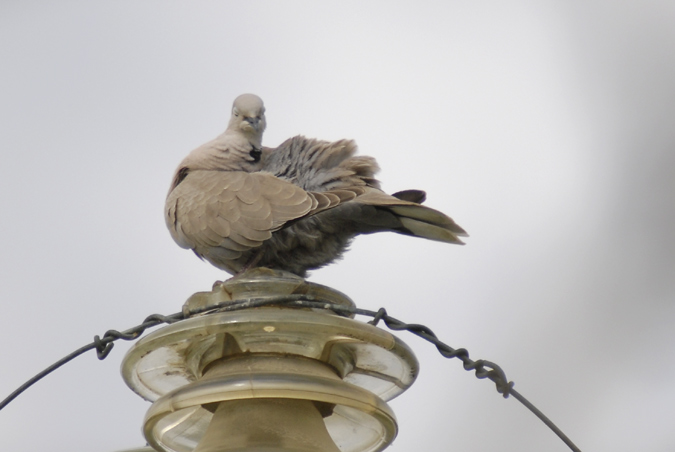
{"left": 165, "top": 94, "right": 467, "bottom": 277}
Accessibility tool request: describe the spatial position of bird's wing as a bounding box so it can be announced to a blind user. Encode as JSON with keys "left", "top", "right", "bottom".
{"left": 263, "top": 136, "right": 381, "bottom": 192}
{"left": 263, "top": 134, "right": 467, "bottom": 245}
{"left": 165, "top": 170, "right": 327, "bottom": 258}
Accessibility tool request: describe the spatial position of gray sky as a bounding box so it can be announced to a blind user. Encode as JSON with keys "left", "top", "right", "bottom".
{"left": 1, "top": 2, "right": 674, "bottom": 451}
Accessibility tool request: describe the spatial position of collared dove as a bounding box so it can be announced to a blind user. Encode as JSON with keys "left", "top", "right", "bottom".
{"left": 165, "top": 93, "right": 467, "bottom": 277}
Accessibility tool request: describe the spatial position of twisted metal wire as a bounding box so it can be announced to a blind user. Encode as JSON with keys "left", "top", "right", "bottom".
{"left": 0, "top": 295, "right": 581, "bottom": 452}
{"left": 0, "top": 312, "right": 184, "bottom": 411}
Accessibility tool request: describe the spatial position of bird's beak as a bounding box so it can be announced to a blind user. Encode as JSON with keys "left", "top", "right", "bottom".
{"left": 245, "top": 117, "right": 260, "bottom": 131}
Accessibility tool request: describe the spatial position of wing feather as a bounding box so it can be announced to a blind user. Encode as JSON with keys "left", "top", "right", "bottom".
{"left": 165, "top": 170, "right": 318, "bottom": 266}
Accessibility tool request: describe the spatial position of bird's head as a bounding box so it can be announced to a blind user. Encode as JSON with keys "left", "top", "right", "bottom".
{"left": 228, "top": 93, "right": 267, "bottom": 142}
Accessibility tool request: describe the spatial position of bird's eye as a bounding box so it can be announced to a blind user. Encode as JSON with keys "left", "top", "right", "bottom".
{"left": 233, "top": 108, "right": 239, "bottom": 117}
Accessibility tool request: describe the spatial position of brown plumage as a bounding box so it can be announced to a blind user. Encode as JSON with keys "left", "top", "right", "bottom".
{"left": 165, "top": 94, "right": 467, "bottom": 277}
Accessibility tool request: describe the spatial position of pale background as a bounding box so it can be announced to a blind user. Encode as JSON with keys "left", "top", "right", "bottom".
{"left": 1, "top": 2, "right": 674, "bottom": 451}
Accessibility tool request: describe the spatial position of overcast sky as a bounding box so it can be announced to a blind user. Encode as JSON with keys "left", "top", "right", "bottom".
{"left": 1, "top": 2, "right": 674, "bottom": 451}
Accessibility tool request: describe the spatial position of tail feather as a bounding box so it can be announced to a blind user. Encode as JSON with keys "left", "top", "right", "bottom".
{"left": 314, "top": 186, "right": 468, "bottom": 245}
{"left": 392, "top": 189, "right": 427, "bottom": 204}
{"left": 389, "top": 205, "right": 468, "bottom": 236}
{"left": 397, "top": 217, "right": 465, "bottom": 244}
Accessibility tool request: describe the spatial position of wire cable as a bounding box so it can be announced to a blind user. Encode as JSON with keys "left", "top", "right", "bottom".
{"left": 0, "top": 296, "right": 582, "bottom": 452}
{"left": 0, "top": 312, "right": 184, "bottom": 411}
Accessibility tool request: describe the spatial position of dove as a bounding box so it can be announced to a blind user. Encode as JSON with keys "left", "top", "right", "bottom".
{"left": 165, "top": 93, "right": 467, "bottom": 278}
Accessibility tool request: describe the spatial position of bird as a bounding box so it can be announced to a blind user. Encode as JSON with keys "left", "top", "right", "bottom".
{"left": 165, "top": 93, "right": 467, "bottom": 278}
